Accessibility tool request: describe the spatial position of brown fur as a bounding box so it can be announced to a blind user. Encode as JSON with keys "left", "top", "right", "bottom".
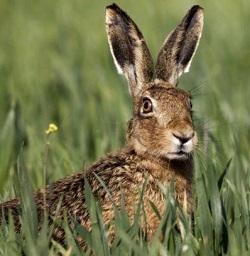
{"left": 0, "top": 3, "right": 204, "bottom": 247}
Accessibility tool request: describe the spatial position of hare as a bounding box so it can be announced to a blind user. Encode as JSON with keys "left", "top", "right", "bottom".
{"left": 0, "top": 3, "right": 204, "bottom": 247}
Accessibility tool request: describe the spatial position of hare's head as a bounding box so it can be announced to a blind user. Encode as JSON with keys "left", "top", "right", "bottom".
{"left": 106, "top": 4, "right": 203, "bottom": 161}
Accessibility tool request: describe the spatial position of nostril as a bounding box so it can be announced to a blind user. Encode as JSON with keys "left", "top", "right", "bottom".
{"left": 172, "top": 132, "right": 193, "bottom": 144}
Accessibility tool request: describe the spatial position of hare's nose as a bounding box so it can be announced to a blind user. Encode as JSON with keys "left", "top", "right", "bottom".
{"left": 172, "top": 132, "right": 194, "bottom": 144}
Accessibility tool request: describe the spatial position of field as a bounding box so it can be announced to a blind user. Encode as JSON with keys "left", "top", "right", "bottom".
{"left": 0, "top": 0, "right": 249, "bottom": 255}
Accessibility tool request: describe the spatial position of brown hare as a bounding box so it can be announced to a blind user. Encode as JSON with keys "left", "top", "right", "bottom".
{"left": 0, "top": 3, "right": 204, "bottom": 247}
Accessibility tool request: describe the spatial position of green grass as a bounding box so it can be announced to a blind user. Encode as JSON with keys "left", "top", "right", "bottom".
{"left": 0, "top": 0, "right": 250, "bottom": 255}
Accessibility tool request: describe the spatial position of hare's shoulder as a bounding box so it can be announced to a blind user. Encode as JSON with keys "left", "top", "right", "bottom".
{"left": 86, "top": 148, "right": 170, "bottom": 194}
{"left": 86, "top": 148, "right": 146, "bottom": 188}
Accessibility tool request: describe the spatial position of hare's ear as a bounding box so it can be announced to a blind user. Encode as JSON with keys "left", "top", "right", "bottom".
{"left": 106, "top": 4, "right": 154, "bottom": 98}
{"left": 155, "top": 5, "right": 204, "bottom": 86}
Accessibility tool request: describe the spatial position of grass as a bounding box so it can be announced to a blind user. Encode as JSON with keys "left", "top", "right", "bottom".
{"left": 0, "top": 0, "right": 250, "bottom": 255}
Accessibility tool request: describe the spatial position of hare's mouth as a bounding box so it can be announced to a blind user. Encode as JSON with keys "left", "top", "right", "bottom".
{"left": 168, "top": 150, "right": 189, "bottom": 160}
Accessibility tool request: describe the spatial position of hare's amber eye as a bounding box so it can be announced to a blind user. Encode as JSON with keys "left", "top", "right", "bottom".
{"left": 142, "top": 98, "right": 153, "bottom": 114}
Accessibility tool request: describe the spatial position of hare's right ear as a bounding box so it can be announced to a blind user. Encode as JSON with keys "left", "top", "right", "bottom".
{"left": 156, "top": 5, "right": 204, "bottom": 86}
{"left": 105, "top": 4, "right": 154, "bottom": 98}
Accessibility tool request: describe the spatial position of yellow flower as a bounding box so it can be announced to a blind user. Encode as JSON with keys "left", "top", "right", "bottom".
{"left": 45, "top": 123, "right": 58, "bottom": 135}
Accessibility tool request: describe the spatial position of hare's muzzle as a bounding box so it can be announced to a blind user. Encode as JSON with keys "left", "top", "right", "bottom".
{"left": 168, "top": 130, "right": 197, "bottom": 160}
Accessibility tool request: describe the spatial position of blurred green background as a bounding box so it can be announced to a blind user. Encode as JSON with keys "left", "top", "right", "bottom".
{"left": 0, "top": 0, "right": 249, "bottom": 196}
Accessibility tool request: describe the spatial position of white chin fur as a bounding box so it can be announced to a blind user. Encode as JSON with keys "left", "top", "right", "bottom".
{"left": 166, "top": 152, "right": 189, "bottom": 160}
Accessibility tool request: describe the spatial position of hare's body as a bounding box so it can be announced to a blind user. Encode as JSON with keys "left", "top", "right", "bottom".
{"left": 2, "top": 148, "right": 193, "bottom": 245}
{"left": 0, "top": 4, "right": 203, "bottom": 247}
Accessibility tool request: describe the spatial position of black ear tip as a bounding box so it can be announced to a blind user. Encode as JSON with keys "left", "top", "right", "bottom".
{"left": 106, "top": 3, "right": 120, "bottom": 11}
{"left": 189, "top": 5, "right": 204, "bottom": 19}
{"left": 184, "top": 5, "right": 204, "bottom": 29}
{"left": 190, "top": 5, "right": 204, "bottom": 12}
{"left": 186, "top": 5, "right": 204, "bottom": 21}
{"left": 106, "top": 4, "right": 121, "bottom": 20}
{"left": 106, "top": 3, "right": 128, "bottom": 19}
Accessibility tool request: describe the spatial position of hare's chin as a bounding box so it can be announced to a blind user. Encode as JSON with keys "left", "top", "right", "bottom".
{"left": 167, "top": 151, "right": 190, "bottom": 160}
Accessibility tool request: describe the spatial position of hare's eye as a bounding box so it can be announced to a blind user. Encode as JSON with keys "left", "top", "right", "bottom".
{"left": 190, "top": 101, "right": 193, "bottom": 109}
{"left": 142, "top": 98, "right": 153, "bottom": 114}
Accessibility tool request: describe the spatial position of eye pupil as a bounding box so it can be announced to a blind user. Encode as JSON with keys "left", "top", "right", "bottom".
{"left": 144, "top": 101, "right": 149, "bottom": 110}
{"left": 142, "top": 98, "right": 153, "bottom": 114}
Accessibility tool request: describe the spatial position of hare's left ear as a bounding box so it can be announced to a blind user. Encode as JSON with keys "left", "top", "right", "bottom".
{"left": 105, "top": 4, "right": 154, "bottom": 98}
{"left": 156, "top": 5, "right": 204, "bottom": 86}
